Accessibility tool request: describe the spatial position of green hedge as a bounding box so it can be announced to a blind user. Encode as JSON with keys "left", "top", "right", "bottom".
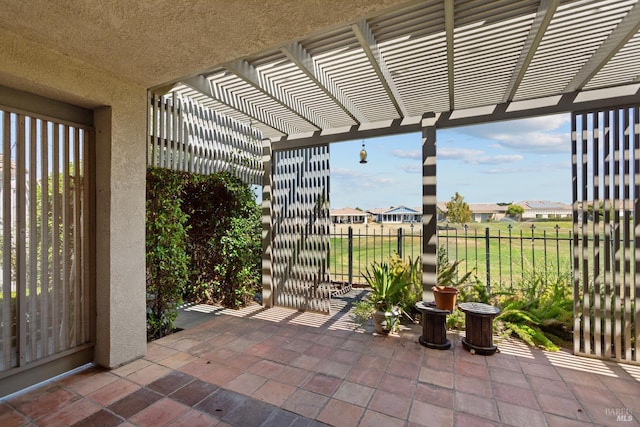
{"left": 145, "top": 168, "right": 261, "bottom": 340}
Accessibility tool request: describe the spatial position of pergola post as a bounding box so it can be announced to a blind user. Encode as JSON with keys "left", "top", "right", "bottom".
{"left": 422, "top": 115, "right": 438, "bottom": 302}
{"left": 261, "top": 138, "right": 274, "bottom": 308}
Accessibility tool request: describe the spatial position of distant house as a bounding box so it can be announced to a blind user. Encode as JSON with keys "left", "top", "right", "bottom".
{"left": 368, "top": 206, "right": 421, "bottom": 223}
{"left": 468, "top": 203, "right": 507, "bottom": 223}
{"left": 517, "top": 200, "right": 572, "bottom": 219}
{"left": 330, "top": 207, "right": 368, "bottom": 224}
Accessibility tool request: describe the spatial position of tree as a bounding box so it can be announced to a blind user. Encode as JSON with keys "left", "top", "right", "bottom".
{"left": 445, "top": 192, "right": 472, "bottom": 224}
{"left": 506, "top": 204, "right": 525, "bottom": 219}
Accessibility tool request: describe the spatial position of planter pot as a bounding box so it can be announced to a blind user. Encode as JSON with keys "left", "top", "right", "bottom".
{"left": 372, "top": 308, "right": 400, "bottom": 334}
{"left": 431, "top": 286, "right": 459, "bottom": 311}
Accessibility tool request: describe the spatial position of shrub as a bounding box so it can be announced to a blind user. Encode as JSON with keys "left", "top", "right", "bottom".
{"left": 146, "top": 168, "right": 190, "bottom": 340}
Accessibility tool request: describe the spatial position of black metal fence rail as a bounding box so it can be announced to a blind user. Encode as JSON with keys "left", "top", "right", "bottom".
{"left": 330, "top": 224, "right": 574, "bottom": 289}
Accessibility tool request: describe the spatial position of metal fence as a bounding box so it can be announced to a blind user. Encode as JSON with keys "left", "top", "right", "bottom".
{"left": 329, "top": 223, "right": 574, "bottom": 289}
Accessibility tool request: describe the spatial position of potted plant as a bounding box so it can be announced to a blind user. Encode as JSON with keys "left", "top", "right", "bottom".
{"left": 356, "top": 260, "right": 409, "bottom": 334}
{"left": 432, "top": 247, "right": 474, "bottom": 311}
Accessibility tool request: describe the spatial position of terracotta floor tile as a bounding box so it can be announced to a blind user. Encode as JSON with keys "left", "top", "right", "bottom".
{"left": 537, "top": 393, "right": 590, "bottom": 421}
{"left": 111, "top": 358, "right": 152, "bottom": 377}
{"left": 282, "top": 389, "right": 328, "bottom": 419}
{"left": 454, "top": 374, "right": 493, "bottom": 396}
{"left": 302, "top": 373, "right": 341, "bottom": 396}
{"left": 356, "top": 354, "right": 390, "bottom": 370}
{"left": 493, "top": 382, "right": 539, "bottom": 409}
{"left": 423, "top": 353, "right": 454, "bottom": 371}
{"left": 144, "top": 343, "right": 181, "bottom": 363}
{"left": 201, "top": 348, "right": 238, "bottom": 363}
{"left": 225, "top": 372, "right": 267, "bottom": 395}
{"left": 304, "top": 344, "right": 335, "bottom": 359}
{"left": 329, "top": 349, "right": 361, "bottom": 365}
{"left": 126, "top": 363, "right": 173, "bottom": 386}
{"left": 455, "top": 391, "right": 499, "bottom": 422}
{"left": 346, "top": 366, "right": 384, "bottom": 388}
{"left": 497, "top": 401, "right": 549, "bottom": 427}
{"left": 224, "top": 353, "right": 261, "bottom": 371}
{"left": 199, "top": 363, "right": 241, "bottom": 386}
{"left": 129, "top": 397, "right": 189, "bottom": 427}
{"left": 409, "top": 400, "right": 453, "bottom": 426}
{"left": 166, "top": 408, "right": 219, "bottom": 427}
{"left": 195, "top": 388, "right": 247, "bottom": 419}
{"left": 252, "top": 379, "right": 297, "bottom": 406}
{"left": 414, "top": 382, "right": 454, "bottom": 409}
{"left": 62, "top": 370, "right": 119, "bottom": 396}
{"left": 265, "top": 347, "right": 300, "bottom": 364}
{"left": 545, "top": 413, "right": 596, "bottom": 427}
{"left": 14, "top": 386, "right": 80, "bottom": 421}
{"left": 455, "top": 359, "right": 489, "bottom": 380}
{"left": 159, "top": 351, "right": 199, "bottom": 370}
{"left": 220, "top": 397, "right": 276, "bottom": 427}
{"left": 317, "top": 398, "right": 364, "bottom": 427}
{"left": 72, "top": 409, "right": 124, "bottom": 427}
{"left": 281, "top": 338, "right": 315, "bottom": 353}
{"left": 453, "top": 412, "right": 500, "bottom": 427}
{"left": 314, "top": 359, "right": 352, "bottom": 379}
{"left": 0, "top": 402, "right": 29, "bottom": 426}
{"left": 87, "top": 378, "right": 141, "bottom": 406}
{"left": 419, "top": 366, "right": 454, "bottom": 388}
{"left": 107, "top": 388, "right": 163, "bottom": 419}
{"left": 528, "top": 375, "right": 574, "bottom": 398}
{"left": 147, "top": 371, "right": 195, "bottom": 395}
{"left": 291, "top": 354, "right": 322, "bottom": 370}
{"left": 486, "top": 353, "right": 522, "bottom": 372}
{"left": 520, "top": 361, "right": 559, "bottom": 380}
{"left": 333, "top": 381, "right": 375, "bottom": 407}
{"left": 377, "top": 373, "right": 416, "bottom": 397}
{"left": 248, "top": 359, "right": 286, "bottom": 379}
{"left": 37, "top": 398, "right": 101, "bottom": 427}
{"left": 169, "top": 379, "right": 218, "bottom": 407}
{"left": 368, "top": 389, "right": 411, "bottom": 420}
{"left": 316, "top": 334, "right": 345, "bottom": 348}
{"left": 385, "top": 360, "right": 420, "bottom": 380}
{"left": 273, "top": 365, "right": 312, "bottom": 387}
{"left": 359, "top": 409, "right": 405, "bottom": 427}
{"left": 489, "top": 366, "right": 530, "bottom": 388}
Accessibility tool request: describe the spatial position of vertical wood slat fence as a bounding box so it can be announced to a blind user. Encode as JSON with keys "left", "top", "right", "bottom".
{"left": 147, "top": 92, "right": 263, "bottom": 185}
{"left": 572, "top": 105, "right": 639, "bottom": 363}
{"left": 271, "top": 145, "right": 332, "bottom": 313}
{"left": 0, "top": 107, "right": 92, "bottom": 375}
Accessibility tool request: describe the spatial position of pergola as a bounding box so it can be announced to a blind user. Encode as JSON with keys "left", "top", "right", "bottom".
{"left": 1, "top": 0, "right": 639, "bottom": 397}
{"left": 151, "top": 0, "right": 640, "bottom": 363}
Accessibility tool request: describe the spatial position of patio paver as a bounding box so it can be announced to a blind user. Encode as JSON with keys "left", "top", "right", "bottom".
{"left": 1, "top": 290, "right": 638, "bottom": 426}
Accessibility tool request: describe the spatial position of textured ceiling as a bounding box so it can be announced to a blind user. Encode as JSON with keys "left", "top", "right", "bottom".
{"left": 0, "top": 0, "right": 409, "bottom": 88}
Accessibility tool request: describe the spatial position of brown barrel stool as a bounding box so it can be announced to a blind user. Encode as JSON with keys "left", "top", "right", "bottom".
{"left": 415, "top": 301, "right": 451, "bottom": 350}
{"left": 458, "top": 302, "right": 500, "bottom": 355}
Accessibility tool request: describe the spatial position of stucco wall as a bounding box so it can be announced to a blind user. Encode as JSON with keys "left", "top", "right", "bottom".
{"left": 0, "top": 27, "right": 147, "bottom": 368}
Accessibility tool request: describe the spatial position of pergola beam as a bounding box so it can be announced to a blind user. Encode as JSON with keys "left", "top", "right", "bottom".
{"left": 351, "top": 19, "right": 409, "bottom": 118}
{"left": 564, "top": 2, "right": 640, "bottom": 93}
{"left": 502, "top": 0, "right": 559, "bottom": 103}
{"left": 281, "top": 42, "right": 367, "bottom": 124}
{"left": 272, "top": 85, "right": 640, "bottom": 150}
{"left": 181, "top": 75, "right": 297, "bottom": 135}
{"left": 225, "top": 60, "right": 329, "bottom": 130}
{"left": 444, "top": 0, "right": 455, "bottom": 110}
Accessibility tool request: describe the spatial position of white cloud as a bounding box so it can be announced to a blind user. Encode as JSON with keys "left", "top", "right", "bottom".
{"left": 455, "top": 115, "right": 571, "bottom": 153}
{"left": 398, "top": 164, "right": 421, "bottom": 173}
{"left": 391, "top": 149, "right": 421, "bottom": 159}
{"left": 438, "top": 148, "right": 522, "bottom": 165}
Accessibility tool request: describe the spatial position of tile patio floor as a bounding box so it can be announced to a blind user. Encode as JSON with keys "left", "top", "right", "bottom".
{"left": 1, "top": 290, "right": 639, "bottom": 427}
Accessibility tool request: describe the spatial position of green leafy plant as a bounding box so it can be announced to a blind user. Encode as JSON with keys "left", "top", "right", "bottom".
{"left": 494, "top": 269, "right": 573, "bottom": 351}
{"left": 146, "top": 168, "right": 190, "bottom": 341}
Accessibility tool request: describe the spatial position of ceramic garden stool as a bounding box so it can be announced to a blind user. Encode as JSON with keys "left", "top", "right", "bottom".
{"left": 415, "top": 301, "right": 451, "bottom": 350}
{"left": 458, "top": 302, "right": 501, "bottom": 355}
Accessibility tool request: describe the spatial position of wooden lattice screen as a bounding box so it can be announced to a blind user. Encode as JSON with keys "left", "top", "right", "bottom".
{"left": 572, "top": 106, "right": 640, "bottom": 363}
{"left": 0, "top": 108, "right": 93, "bottom": 374}
{"left": 271, "top": 145, "right": 331, "bottom": 313}
{"left": 148, "top": 92, "right": 263, "bottom": 185}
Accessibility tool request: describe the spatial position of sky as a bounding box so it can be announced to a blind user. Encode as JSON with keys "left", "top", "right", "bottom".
{"left": 330, "top": 114, "right": 572, "bottom": 210}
